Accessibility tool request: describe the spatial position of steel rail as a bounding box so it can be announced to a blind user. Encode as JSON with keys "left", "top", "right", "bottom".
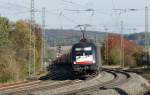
{"left": 56, "top": 69, "right": 131, "bottom": 95}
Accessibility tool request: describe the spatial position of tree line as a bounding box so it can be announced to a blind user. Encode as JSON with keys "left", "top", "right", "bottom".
{"left": 102, "top": 35, "right": 145, "bottom": 67}
{"left": 0, "top": 16, "right": 42, "bottom": 83}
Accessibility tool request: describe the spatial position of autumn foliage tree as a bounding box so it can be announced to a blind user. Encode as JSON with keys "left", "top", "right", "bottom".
{"left": 102, "top": 35, "right": 143, "bottom": 67}
{"left": 0, "top": 17, "right": 42, "bottom": 83}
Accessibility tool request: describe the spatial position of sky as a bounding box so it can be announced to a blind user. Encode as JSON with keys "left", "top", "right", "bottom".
{"left": 0, "top": 0, "right": 150, "bottom": 33}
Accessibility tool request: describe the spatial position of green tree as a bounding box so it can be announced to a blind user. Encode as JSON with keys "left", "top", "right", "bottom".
{"left": 0, "top": 17, "right": 11, "bottom": 48}
{"left": 110, "top": 46, "right": 121, "bottom": 65}
{"left": 0, "top": 17, "right": 14, "bottom": 82}
{"left": 0, "top": 18, "right": 42, "bottom": 83}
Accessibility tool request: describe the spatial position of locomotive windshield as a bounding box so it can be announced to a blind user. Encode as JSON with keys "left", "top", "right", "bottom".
{"left": 75, "top": 51, "right": 92, "bottom": 56}
{"left": 75, "top": 47, "right": 92, "bottom": 56}
{"left": 74, "top": 47, "right": 95, "bottom": 65}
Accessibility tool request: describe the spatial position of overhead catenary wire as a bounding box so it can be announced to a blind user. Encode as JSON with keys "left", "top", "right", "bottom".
{"left": 45, "top": 9, "right": 149, "bottom": 28}
{"left": 60, "top": 0, "right": 88, "bottom": 9}
{"left": 112, "top": 0, "right": 116, "bottom": 10}
{"left": 0, "top": 1, "right": 30, "bottom": 15}
{"left": 59, "top": 11, "right": 63, "bottom": 29}
{"left": 0, "top": 1, "right": 30, "bottom": 10}
{"left": 63, "top": 8, "right": 113, "bottom": 16}
{"left": 0, "top": 4, "right": 146, "bottom": 31}
{"left": 0, "top": 1, "right": 145, "bottom": 33}
{"left": 45, "top": 10, "right": 78, "bottom": 29}
{"left": 62, "top": 7, "right": 144, "bottom": 32}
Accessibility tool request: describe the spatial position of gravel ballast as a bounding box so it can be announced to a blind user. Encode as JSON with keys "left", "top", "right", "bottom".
{"left": 87, "top": 73, "right": 150, "bottom": 95}
{"left": 1, "top": 72, "right": 150, "bottom": 95}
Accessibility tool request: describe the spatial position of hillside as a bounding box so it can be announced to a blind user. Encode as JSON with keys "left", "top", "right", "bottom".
{"left": 45, "top": 29, "right": 148, "bottom": 46}
{"left": 46, "top": 29, "right": 113, "bottom": 46}
{"left": 125, "top": 32, "right": 148, "bottom": 45}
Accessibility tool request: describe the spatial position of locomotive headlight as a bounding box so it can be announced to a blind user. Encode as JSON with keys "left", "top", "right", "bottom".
{"left": 74, "top": 61, "right": 76, "bottom": 64}
{"left": 93, "top": 60, "right": 96, "bottom": 63}
{"left": 84, "top": 47, "right": 92, "bottom": 51}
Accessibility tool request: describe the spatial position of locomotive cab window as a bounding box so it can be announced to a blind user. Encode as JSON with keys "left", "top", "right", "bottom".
{"left": 84, "top": 51, "right": 92, "bottom": 55}
{"left": 73, "top": 46, "right": 95, "bottom": 65}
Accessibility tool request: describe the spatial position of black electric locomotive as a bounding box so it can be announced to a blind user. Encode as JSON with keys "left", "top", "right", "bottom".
{"left": 71, "top": 39, "right": 101, "bottom": 74}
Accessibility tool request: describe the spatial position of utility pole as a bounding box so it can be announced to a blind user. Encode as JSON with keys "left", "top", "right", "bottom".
{"left": 31, "top": 0, "right": 36, "bottom": 75}
{"left": 105, "top": 27, "right": 108, "bottom": 64}
{"left": 29, "top": 25, "right": 31, "bottom": 77}
{"left": 112, "top": 8, "right": 138, "bottom": 68}
{"left": 145, "top": 6, "right": 149, "bottom": 65}
{"left": 120, "top": 21, "right": 124, "bottom": 68}
{"left": 41, "top": 7, "right": 46, "bottom": 70}
{"left": 94, "top": 33, "right": 97, "bottom": 43}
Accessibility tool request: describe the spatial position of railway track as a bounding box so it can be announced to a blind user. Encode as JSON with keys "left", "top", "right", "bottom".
{"left": 0, "top": 69, "right": 99, "bottom": 95}
{"left": 56, "top": 69, "right": 131, "bottom": 95}
{"left": 0, "top": 69, "right": 131, "bottom": 95}
{"left": 0, "top": 80, "right": 41, "bottom": 90}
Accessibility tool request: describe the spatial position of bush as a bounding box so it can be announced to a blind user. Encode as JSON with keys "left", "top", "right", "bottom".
{"left": 109, "top": 46, "right": 121, "bottom": 65}
{"left": 102, "top": 35, "right": 143, "bottom": 67}
{"left": 124, "top": 54, "right": 136, "bottom": 67}
{"left": 133, "top": 52, "right": 144, "bottom": 66}
{"left": 0, "top": 17, "right": 42, "bottom": 83}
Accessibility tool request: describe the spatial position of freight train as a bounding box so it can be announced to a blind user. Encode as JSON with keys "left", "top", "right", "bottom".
{"left": 53, "top": 39, "right": 102, "bottom": 75}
